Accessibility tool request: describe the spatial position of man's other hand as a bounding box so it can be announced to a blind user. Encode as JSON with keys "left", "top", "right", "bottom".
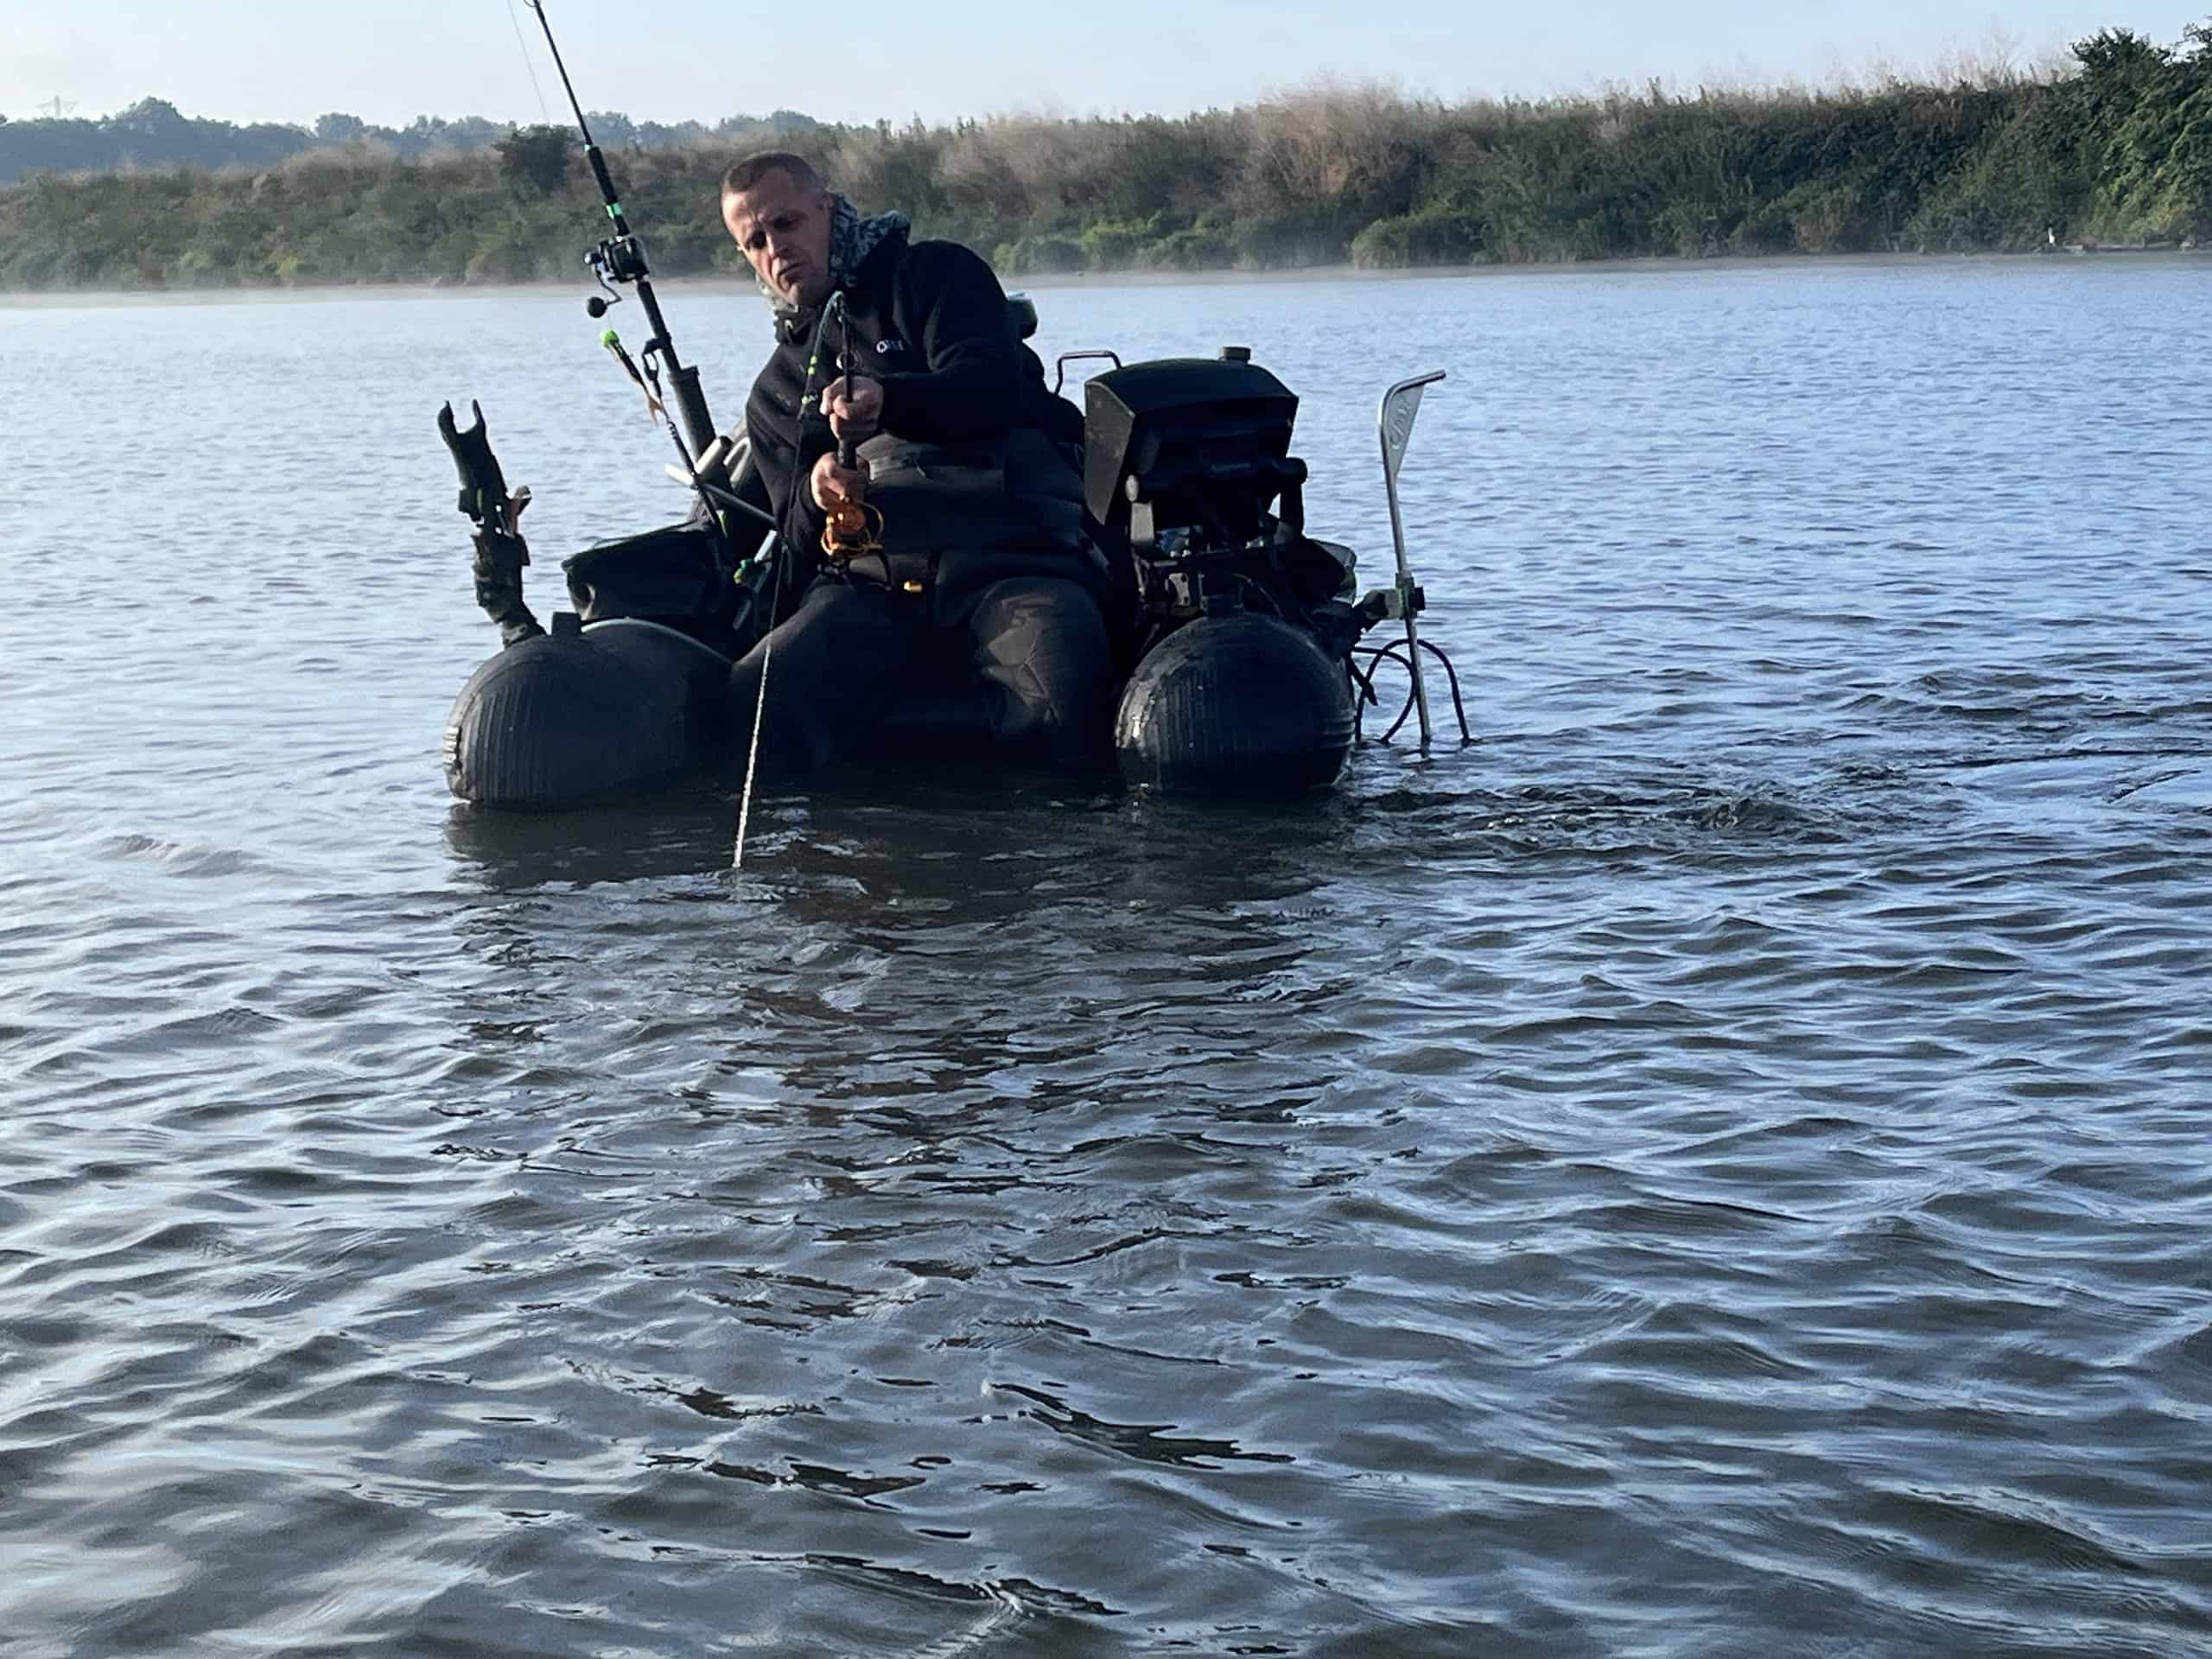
{"left": 810, "top": 451, "right": 868, "bottom": 511}
{"left": 820, "top": 375, "right": 885, "bottom": 446}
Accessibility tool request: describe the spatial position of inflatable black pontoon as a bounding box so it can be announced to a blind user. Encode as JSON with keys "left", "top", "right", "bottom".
{"left": 440, "top": 332, "right": 1465, "bottom": 810}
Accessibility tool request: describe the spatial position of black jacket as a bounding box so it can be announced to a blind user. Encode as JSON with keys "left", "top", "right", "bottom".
{"left": 733, "top": 228, "right": 1096, "bottom": 619}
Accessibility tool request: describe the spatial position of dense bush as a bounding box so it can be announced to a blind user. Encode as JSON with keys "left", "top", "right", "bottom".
{"left": 1351, "top": 210, "right": 1487, "bottom": 267}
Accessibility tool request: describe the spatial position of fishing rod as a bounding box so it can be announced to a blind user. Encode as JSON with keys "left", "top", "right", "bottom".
{"left": 522, "top": 0, "right": 717, "bottom": 462}
{"left": 817, "top": 292, "right": 884, "bottom": 563}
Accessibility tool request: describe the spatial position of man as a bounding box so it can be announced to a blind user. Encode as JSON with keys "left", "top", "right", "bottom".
{"left": 716, "top": 151, "right": 1116, "bottom": 775}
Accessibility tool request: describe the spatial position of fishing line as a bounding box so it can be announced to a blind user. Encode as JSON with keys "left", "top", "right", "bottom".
{"left": 732, "top": 626, "right": 774, "bottom": 871}
{"left": 734, "top": 302, "right": 842, "bottom": 870}
{"left": 502, "top": 0, "right": 556, "bottom": 124}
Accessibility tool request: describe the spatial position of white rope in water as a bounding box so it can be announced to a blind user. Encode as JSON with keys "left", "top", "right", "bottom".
{"left": 732, "top": 630, "right": 773, "bottom": 870}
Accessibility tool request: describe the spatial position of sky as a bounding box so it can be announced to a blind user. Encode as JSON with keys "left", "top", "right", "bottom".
{"left": 1, "top": 1, "right": 2203, "bottom": 130}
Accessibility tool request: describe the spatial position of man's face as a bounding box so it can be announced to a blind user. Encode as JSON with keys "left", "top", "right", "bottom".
{"left": 722, "top": 169, "right": 834, "bottom": 308}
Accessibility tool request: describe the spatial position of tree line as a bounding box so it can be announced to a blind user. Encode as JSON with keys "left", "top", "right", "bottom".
{"left": 2, "top": 23, "right": 2206, "bottom": 292}
{"left": 0, "top": 96, "right": 823, "bottom": 184}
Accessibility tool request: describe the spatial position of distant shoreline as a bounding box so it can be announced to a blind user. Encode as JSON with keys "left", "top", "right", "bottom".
{"left": 1012, "top": 243, "right": 2204, "bottom": 288}
{"left": 4, "top": 243, "right": 2203, "bottom": 308}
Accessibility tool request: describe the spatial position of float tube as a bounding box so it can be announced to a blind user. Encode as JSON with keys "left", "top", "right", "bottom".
{"left": 442, "top": 342, "right": 1465, "bottom": 808}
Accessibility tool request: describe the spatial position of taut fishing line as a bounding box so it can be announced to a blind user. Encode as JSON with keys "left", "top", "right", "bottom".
{"left": 732, "top": 611, "right": 775, "bottom": 870}
{"left": 502, "top": 0, "right": 555, "bottom": 124}
{"left": 735, "top": 301, "right": 846, "bottom": 870}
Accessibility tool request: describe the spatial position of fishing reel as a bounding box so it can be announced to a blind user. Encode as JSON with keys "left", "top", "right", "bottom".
{"left": 814, "top": 310, "right": 892, "bottom": 569}
{"left": 584, "top": 232, "right": 651, "bottom": 318}
{"left": 819, "top": 497, "right": 885, "bottom": 563}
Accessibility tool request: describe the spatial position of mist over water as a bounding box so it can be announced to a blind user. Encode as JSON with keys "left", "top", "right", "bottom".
{"left": 5, "top": 257, "right": 2212, "bottom": 1656}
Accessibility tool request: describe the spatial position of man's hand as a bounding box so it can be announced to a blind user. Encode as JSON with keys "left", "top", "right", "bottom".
{"left": 820, "top": 375, "right": 884, "bottom": 447}
{"left": 810, "top": 450, "right": 867, "bottom": 511}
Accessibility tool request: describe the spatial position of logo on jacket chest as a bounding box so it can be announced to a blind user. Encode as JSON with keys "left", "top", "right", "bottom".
{"left": 873, "top": 337, "right": 907, "bottom": 356}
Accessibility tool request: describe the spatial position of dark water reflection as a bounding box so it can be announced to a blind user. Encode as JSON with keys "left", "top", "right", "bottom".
{"left": 5, "top": 260, "right": 2212, "bottom": 1656}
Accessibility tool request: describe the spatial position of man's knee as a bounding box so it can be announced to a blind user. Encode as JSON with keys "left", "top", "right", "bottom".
{"left": 967, "top": 577, "right": 1116, "bottom": 751}
{"left": 726, "top": 580, "right": 920, "bottom": 772}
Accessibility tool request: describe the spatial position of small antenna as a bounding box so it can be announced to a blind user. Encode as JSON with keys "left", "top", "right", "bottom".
{"left": 40, "top": 96, "right": 78, "bottom": 119}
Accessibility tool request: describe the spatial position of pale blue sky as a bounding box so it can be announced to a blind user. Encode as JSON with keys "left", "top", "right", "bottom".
{"left": 3, "top": 2, "right": 2202, "bottom": 129}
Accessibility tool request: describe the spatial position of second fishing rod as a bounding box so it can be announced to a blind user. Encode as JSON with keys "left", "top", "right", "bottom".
{"left": 523, "top": 0, "right": 716, "bottom": 462}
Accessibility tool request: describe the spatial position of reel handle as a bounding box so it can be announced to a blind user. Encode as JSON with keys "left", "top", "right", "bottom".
{"left": 820, "top": 498, "right": 884, "bottom": 562}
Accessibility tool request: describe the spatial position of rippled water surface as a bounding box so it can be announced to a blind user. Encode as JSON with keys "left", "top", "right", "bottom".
{"left": 6, "top": 257, "right": 2212, "bottom": 1656}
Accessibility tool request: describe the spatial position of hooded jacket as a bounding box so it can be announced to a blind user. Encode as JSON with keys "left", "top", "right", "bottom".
{"left": 734, "top": 226, "right": 1096, "bottom": 621}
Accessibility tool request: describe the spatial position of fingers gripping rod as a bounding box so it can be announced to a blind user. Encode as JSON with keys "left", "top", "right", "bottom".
{"left": 817, "top": 293, "right": 882, "bottom": 560}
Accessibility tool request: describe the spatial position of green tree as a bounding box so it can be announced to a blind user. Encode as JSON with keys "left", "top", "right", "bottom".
{"left": 495, "top": 124, "right": 571, "bottom": 193}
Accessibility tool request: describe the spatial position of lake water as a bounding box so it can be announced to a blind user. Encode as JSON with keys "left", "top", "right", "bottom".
{"left": 4, "top": 256, "right": 2211, "bottom": 1656}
